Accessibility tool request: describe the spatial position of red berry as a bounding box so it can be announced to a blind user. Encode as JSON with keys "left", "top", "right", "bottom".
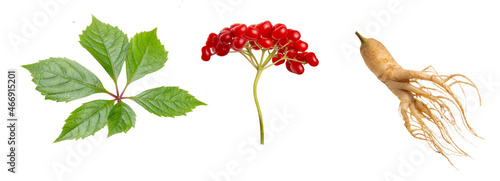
{"left": 278, "top": 48, "right": 285, "bottom": 54}
{"left": 286, "top": 60, "right": 294, "bottom": 73}
{"left": 278, "top": 38, "right": 292, "bottom": 48}
{"left": 215, "top": 43, "right": 230, "bottom": 56}
{"left": 231, "top": 24, "right": 248, "bottom": 37}
{"left": 248, "top": 24, "right": 256, "bottom": 28}
{"left": 273, "top": 23, "right": 286, "bottom": 29}
{"left": 249, "top": 41, "right": 259, "bottom": 50}
{"left": 290, "top": 61, "right": 305, "bottom": 75}
{"left": 305, "top": 52, "right": 319, "bottom": 67}
{"left": 218, "top": 33, "right": 232, "bottom": 45}
{"left": 270, "top": 39, "right": 278, "bottom": 49}
{"left": 294, "top": 40, "right": 308, "bottom": 52}
{"left": 243, "top": 26, "right": 260, "bottom": 40}
{"left": 295, "top": 52, "right": 306, "bottom": 61}
{"left": 231, "top": 36, "right": 247, "bottom": 51}
{"left": 201, "top": 46, "right": 211, "bottom": 61}
{"left": 220, "top": 27, "right": 230, "bottom": 33}
{"left": 256, "top": 21, "right": 273, "bottom": 37}
{"left": 206, "top": 33, "right": 218, "bottom": 48}
{"left": 258, "top": 37, "right": 273, "bottom": 49}
{"left": 286, "top": 49, "right": 298, "bottom": 59}
{"left": 262, "top": 33, "right": 272, "bottom": 39}
{"left": 230, "top": 23, "right": 241, "bottom": 29}
{"left": 271, "top": 26, "right": 288, "bottom": 40}
{"left": 286, "top": 29, "right": 301, "bottom": 41}
{"left": 251, "top": 45, "right": 260, "bottom": 50}
{"left": 272, "top": 53, "right": 285, "bottom": 66}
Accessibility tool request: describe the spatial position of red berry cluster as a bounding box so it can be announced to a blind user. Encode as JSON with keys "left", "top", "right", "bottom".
{"left": 201, "top": 21, "right": 318, "bottom": 75}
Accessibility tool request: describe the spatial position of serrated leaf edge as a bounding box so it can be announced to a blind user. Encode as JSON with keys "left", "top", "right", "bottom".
{"left": 107, "top": 101, "right": 136, "bottom": 138}
{"left": 79, "top": 15, "right": 128, "bottom": 83}
{"left": 22, "top": 57, "right": 109, "bottom": 102}
{"left": 54, "top": 100, "right": 115, "bottom": 142}
{"left": 130, "top": 86, "right": 206, "bottom": 118}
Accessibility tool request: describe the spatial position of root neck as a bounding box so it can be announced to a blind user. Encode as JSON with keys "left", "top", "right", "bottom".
{"left": 355, "top": 31, "right": 367, "bottom": 44}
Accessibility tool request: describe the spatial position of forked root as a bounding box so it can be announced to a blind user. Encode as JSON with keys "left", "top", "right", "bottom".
{"left": 392, "top": 66, "right": 481, "bottom": 166}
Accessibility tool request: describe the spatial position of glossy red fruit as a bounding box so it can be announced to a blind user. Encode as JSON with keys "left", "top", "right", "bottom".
{"left": 262, "top": 33, "right": 272, "bottom": 39}
{"left": 201, "top": 46, "right": 211, "bottom": 61}
{"left": 220, "top": 27, "right": 231, "bottom": 33}
{"left": 294, "top": 40, "right": 308, "bottom": 52}
{"left": 244, "top": 26, "right": 260, "bottom": 40}
{"left": 286, "top": 49, "right": 298, "bottom": 59}
{"left": 206, "top": 33, "right": 218, "bottom": 48}
{"left": 258, "top": 37, "right": 273, "bottom": 49}
{"left": 272, "top": 53, "right": 285, "bottom": 66}
{"left": 295, "top": 52, "right": 306, "bottom": 61}
{"left": 286, "top": 60, "right": 294, "bottom": 73}
{"left": 249, "top": 41, "right": 260, "bottom": 50}
{"left": 273, "top": 23, "right": 286, "bottom": 29}
{"left": 278, "top": 48, "right": 285, "bottom": 54}
{"left": 256, "top": 21, "right": 273, "bottom": 37}
{"left": 231, "top": 24, "right": 248, "bottom": 37}
{"left": 215, "top": 43, "right": 230, "bottom": 56}
{"left": 218, "top": 33, "right": 232, "bottom": 45}
{"left": 305, "top": 52, "right": 319, "bottom": 67}
{"left": 231, "top": 36, "right": 247, "bottom": 51}
{"left": 270, "top": 39, "right": 278, "bottom": 49}
{"left": 278, "top": 38, "right": 292, "bottom": 48}
{"left": 230, "top": 23, "right": 241, "bottom": 29}
{"left": 271, "top": 26, "right": 288, "bottom": 40}
{"left": 286, "top": 29, "right": 301, "bottom": 41}
{"left": 290, "top": 61, "right": 305, "bottom": 75}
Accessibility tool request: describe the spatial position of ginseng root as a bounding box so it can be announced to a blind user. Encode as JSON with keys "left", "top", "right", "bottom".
{"left": 356, "top": 32, "right": 481, "bottom": 165}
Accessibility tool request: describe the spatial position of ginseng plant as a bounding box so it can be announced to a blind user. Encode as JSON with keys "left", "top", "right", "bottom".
{"left": 201, "top": 21, "right": 319, "bottom": 144}
{"left": 23, "top": 16, "right": 205, "bottom": 142}
{"left": 355, "top": 32, "right": 481, "bottom": 166}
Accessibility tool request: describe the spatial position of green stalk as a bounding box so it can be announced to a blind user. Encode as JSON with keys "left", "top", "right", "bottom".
{"left": 247, "top": 47, "right": 281, "bottom": 144}
{"left": 253, "top": 67, "right": 264, "bottom": 144}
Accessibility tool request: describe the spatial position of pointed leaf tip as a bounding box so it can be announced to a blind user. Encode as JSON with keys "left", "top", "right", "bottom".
{"left": 80, "top": 16, "right": 129, "bottom": 83}
{"left": 22, "top": 57, "right": 107, "bottom": 102}
{"left": 125, "top": 28, "right": 168, "bottom": 84}
{"left": 132, "top": 86, "right": 205, "bottom": 118}
{"left": 54, "top": 100, "right": 114, "bottom": 142}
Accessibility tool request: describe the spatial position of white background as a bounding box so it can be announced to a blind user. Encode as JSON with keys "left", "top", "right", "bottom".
{"left": 1, "top": 0, "right": 500, "bottom": 180}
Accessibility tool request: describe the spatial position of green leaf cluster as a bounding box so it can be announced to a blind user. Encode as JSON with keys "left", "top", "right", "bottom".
{"left": 23, "top": 16, "right": 205, "bottom": 142}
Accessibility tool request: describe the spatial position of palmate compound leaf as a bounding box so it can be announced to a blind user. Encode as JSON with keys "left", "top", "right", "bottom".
{"left": 132, "top": 86, "right": 206, "bottom": 117}
{"left": 22, "top": 57, "right": 108, "bottom": 102}
{"left": 54, "top": 100, "right": 115, "bottom": 142}
{"left": 79, "top": 16, "right": 129, "bottom": 83}
{"left": 24, "top": 16, "right": 205, "bottom": 143}
{"left": 126, "top": 28, "right": 168, "bottom": 85}
{"left": 107, "top": 101, "right": 136, "bottom": 137}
